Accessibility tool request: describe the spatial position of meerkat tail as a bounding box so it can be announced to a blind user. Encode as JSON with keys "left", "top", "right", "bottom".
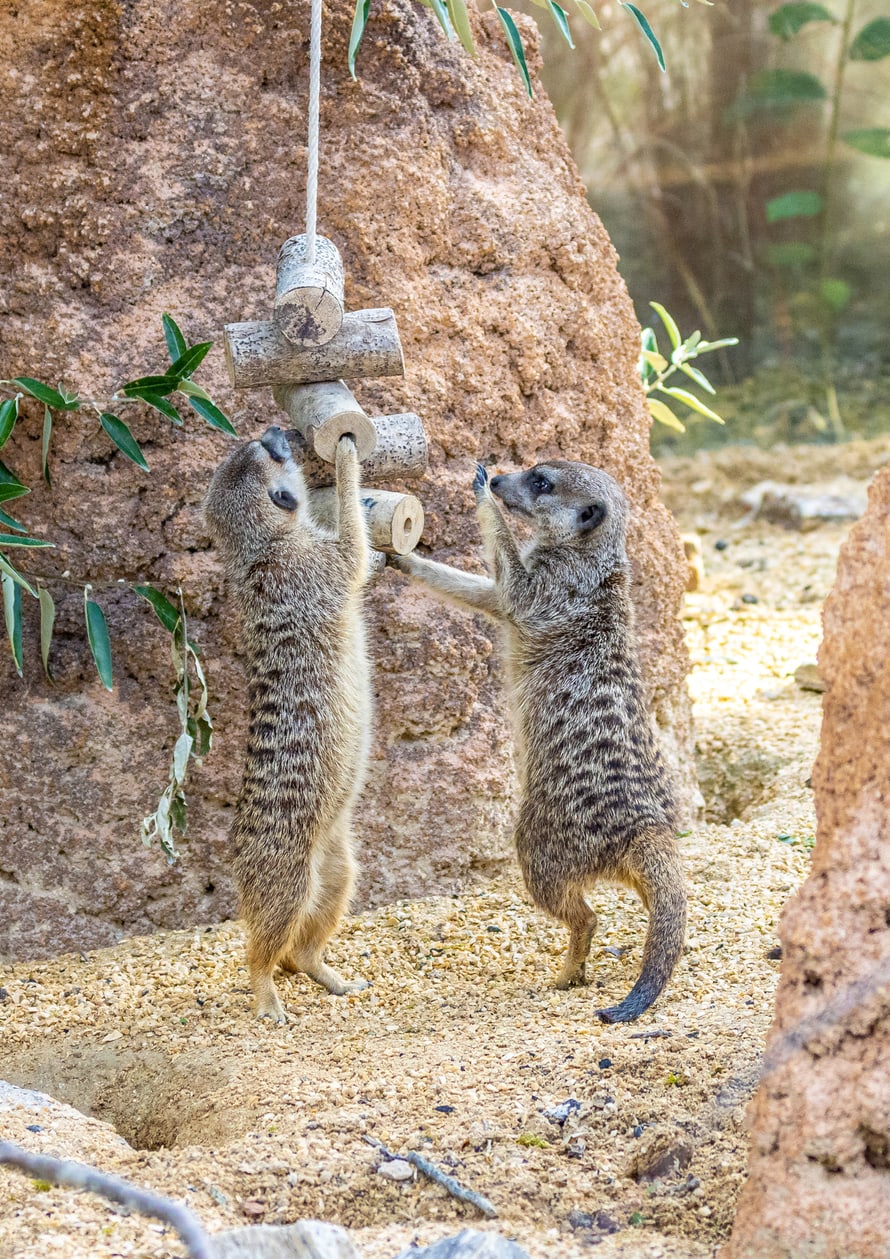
{"left": 597, "top": 840, "right": 687, "bottom": 1024}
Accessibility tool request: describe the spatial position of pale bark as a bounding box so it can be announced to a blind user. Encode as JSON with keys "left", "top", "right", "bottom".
{"left": 274, "top": 234, "right": 345, "bottom": 347}
{"left": 291, "top": 412, "right": 428, "bottom": 486}
{"left": 310, "top": 487, "right": 424, "bottom": 555}
{"left": 273, "top": 381, "right": 378, "bottom": 463}
{"left": 224, "top": 308, "right": 404, "bottom": 389}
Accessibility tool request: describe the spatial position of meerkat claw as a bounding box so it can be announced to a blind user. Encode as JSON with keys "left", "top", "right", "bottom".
{"left": 473, "top": 462, "right": 490, "bottom": 493}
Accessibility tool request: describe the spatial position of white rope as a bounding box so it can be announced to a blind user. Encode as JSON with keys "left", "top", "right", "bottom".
{"left": 305, "top": 0, "right": 323, "bottom": 266}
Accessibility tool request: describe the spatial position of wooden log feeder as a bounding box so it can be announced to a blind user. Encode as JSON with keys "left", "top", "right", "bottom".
{"left": 273, "top": 380, "right": 377, "bottom": 464}
{"left": 310, "top": 487, "right": 425, "bottom": 556}
{"left": 288, "top": 412, "right": 428, "bottom": 487}
{"left": 224, "top": 308, "right": 404, "bottom": 392}
{"left": 275, "top": 234, "right": 345, "bottom": 347}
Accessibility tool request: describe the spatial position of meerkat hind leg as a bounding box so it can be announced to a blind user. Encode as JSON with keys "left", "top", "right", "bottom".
{"left": 246, "top": 930, "right": 290, "bottom": 1024}
{"left": 554, "top": 890, "right": 598, "bottom": 990}
{"left": 285, "top": 819, "right": 369, "bottom": 996}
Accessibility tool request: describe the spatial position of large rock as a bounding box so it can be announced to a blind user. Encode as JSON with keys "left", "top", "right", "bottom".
{"left": 0, "top": 0, "right": 691, "bottom": 959}
{"left": 725, "top": 468, "right": 890, "bottom": 1258}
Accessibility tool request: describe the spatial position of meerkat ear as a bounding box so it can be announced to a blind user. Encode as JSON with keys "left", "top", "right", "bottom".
{"left": 577, "top": 502, "right": 606, "bottom": 532}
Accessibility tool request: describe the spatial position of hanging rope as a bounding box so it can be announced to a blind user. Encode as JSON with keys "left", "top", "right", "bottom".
{"left": 305, "top": 0, "right": 323, "bottom": 267}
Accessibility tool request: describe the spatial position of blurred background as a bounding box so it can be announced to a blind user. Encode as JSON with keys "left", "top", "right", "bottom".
{"left": 514, "top": 0, "right": 890, "bottom": 454}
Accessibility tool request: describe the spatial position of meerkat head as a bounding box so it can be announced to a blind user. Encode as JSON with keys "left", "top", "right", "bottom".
{"left": 489, "top": 461, "right": 628, "bottom": 558}
{"left": 204, "top": 425, "right": 309, "bottom": 562}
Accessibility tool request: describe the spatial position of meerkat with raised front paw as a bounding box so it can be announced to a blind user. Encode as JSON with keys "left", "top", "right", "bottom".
{"left": 204, "top": 425, "right": 371, "bottom": 1023}
{"left": 397, "top": 460, "right": 686, "bottom": 1023}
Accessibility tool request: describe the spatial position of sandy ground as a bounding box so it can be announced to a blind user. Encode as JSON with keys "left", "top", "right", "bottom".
{"left": 0, "top": 442, "right": 878, "bottom": 1259}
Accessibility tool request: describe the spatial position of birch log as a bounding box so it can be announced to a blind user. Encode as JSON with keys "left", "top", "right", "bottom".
{"left": 224, "top": 309, "right": 404, "bottom": 389}
{"left": 273, "top": 381, "right": 378, "bottom": 463}
{"left": 289, "top": 413, "right": 428, "bottom": 486}
{"left": 310, "top": 487, "right": 425, "bottom": 555}
{"left": 274, "top": 235, "right": 345, "bottom": 347}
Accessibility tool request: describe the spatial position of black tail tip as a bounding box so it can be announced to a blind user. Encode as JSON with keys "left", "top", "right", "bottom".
{"left": 596, "top": 989, "right": 658, "bottom": 1024}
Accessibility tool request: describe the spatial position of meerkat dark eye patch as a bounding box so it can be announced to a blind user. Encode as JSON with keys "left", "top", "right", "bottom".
{"left": 269, "top": 487, "right": 298, "bottom": 512}
{"left": 529, "top": 473, "right": 553, "bottom": 495}
{"left": 577, "top": 502, "right": 606, "bottom": 531}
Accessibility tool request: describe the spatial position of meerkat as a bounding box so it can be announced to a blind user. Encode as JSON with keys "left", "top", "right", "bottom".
{"left": 396, "top": 460, "right": 687, "bottom": 1023}
{"left": 204, "top": 425, "right": 371, "bottom": 1023}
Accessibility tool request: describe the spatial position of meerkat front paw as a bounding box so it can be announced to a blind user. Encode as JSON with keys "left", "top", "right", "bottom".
{"left": 473, "top": 462, "right": 490, "bottom": 497}
{"left": 392, "top": 553, "right": 418, "bottom": 574}
{"left": 336, "top": 432, "right": 358, "bottom": 472}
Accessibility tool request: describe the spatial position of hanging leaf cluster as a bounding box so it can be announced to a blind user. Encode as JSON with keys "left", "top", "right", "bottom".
{"left": 348, "top": 0, "right": 688, "bottom": 96}
{"left": 640, "top": 302, "right": 738, "bottom": 432}
{"left": 135, "top": 588, "right": 213, "bottom": 863}
{"left": 0, "top": 314, "right": 228, "bottom": 860}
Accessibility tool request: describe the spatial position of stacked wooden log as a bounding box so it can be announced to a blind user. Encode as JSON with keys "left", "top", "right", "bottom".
{"left": 224, "top": 235, "right": 427, "bottom": 561}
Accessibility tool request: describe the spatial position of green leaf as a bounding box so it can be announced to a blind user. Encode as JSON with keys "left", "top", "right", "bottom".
{"left": 0, "top": 508, "right": 27, "bottom": 533}
{"left": 0, "top": 554, "right": 36, "bottom": 598}
{"left": 0, "top": 397, "right": 18, "bottom": 450}
{"left": 348, "top": 0, "right": 371, "bottom": 77}
{"left": 168, "top": 342, "right": 212, "bottom": 380}
{"left": 99, "top": 413, "right": 149, "bottom": 471}
{"left": 447, "top": 0, "right": 476, "bottom": 54}
{"left": 679, "top": 362, "right": 716, "bottom": 394}
{"left": 175, "top": 379, "right": 212, "bottom": 402}
{"left": 768, "top": 2, "right": 835, "bottom": 41}
{"left": 2, "top": 572, "right": 23, "bottom": 677}
{"left": 658, "top": 386, "right": 725, "bottom": 423}
{"left": 38, "top": 586, "right": 55, "bottom": 680}
{"left": 574, "top": 0, "right": 601, "bottom": 29}
{"left": 162, "top": 313, "right": 188, "bottom": 362}
{"left": 766, "top": 189, "right": 823, "bottom": 221}
{"left": 647, "top": 397, "right": 685, "bottom": 431}
{"left": 641, "top": 348, "right": 669, "bottom": 372}
{"left": 428, "top": 0, "right": 455, "bottom": 39}
{"left": 121, "top": 375, "right": 180, "bottom": 397}
{"left": 623, "top": 4, "right": 666, "bottom": 72}
{"left": 767, "top": 241, "right": 817, "bottom": 266}
{"left": 133, "top": 584, "right": 182, "bottom": 634}
{"left": 696, "top": 337, "right": 740, "bottom": 352}
{"left": 183, "top": 394, "right": 237, "bottom": 437}
{"left": 821, "top": 277, "right": 851, "bottom": 311}
{"left": 547, "top": 1, "right": 575, "bottom": 46}
{"left": 126, "top": 389, "right": 184, "bottom": 425}
{"left": 172, "top": 730, "right": 194, "bottom": 785}
{"left": 170, "top": 789, "right": 188, "bottom": 837}
{"left": 12, "top": 378, "right": 80, "bottom": 411}
{"left": 41, "top": 406, "right": 52, "bottom": 488}
{"left": 0, "top": 461, "right": 29, "bottom": 505}
{"left": 849, "top": 17, "right": 890, "bottom": 60}
{"left": 649, "top": 301, "right": 681, "bottom": 350}
{"left": 496, "top": 8, "right": 533, "bottom": 97}
{"left": 842, "top": 127, "right": 890, "bottom": 158}
{"left": 730, "top": 69, "right": 826, "bottom": 119}
{"left": 0, "top": 534, "right": 54, "bottom": 548}
{"left": 84, "top": 590, "right": 113, "bottom": 691}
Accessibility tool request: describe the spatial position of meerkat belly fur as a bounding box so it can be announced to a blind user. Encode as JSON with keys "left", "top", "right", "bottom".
{"left": 397, "top": 460, "right": 687, "bottom": 1023}
{"left": 205, "top": 426, "right": 371, "bottom": 1023}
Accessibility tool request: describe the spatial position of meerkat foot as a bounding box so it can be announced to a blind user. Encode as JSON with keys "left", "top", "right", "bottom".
{"left": 255, "top": 990, "right": 289, "bottom": 1024}
{"left": 299, "top": 957, "right": 369, "bottom": 996}
{"left": 554, "top": 961, "right": 588, "bottom": 990}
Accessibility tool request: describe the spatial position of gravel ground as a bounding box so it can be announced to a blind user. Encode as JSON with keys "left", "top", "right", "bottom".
{"left": 0, "top": 442, "right": 871, "bottom": 1259}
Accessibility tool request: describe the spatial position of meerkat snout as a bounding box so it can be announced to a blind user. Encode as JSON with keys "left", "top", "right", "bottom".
{"left": 260, "top": 425, "right": 291, "bottom": 464}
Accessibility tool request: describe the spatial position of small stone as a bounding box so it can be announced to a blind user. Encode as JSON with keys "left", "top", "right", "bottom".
{"left": 714, "top": 538, "right": 729, "bottom": 551}
{"left": 567, "top": 1209, "right": 595, "bottom": 1230}
{"left": 566, "top": 1135, "right": 586, "bottom": 1159}
{"left": 377, "top": 1158, "right": 413, "bottom": 1182}
{"left": 633, "top": 1125, "right": 645, "bottom": 1138}
{"left": 628, "top": 1127, "right": 694, "bottom": 1181}
{"left": 741, "top": 593, "right": 759, "bottom": 604}
{"left": 766, "top": 945, "right": 783, "bottom": 961}
{"left": 435, "top": 1104, "right": 455, "bottom": 1114}
{"left": 0, "top": 988, "right": 8, "bottom": 1001}
{"left": 598, "top": 1058, "right": 612, "bottom": 1069}
{"left": 240, "top": 1199, "right": 266, "bottom": 1217}
{"left": 595, "top": 1211, "right": 621, "bottom": 1234}
{"left": 544, "top": 1098, "right": 581, "bottom": 1125}
{"left": 25, "top": 1124, "right": 42, "bottom": 1133}
{"left": 794, "top": 663, "right": 826, "bottom": 693}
